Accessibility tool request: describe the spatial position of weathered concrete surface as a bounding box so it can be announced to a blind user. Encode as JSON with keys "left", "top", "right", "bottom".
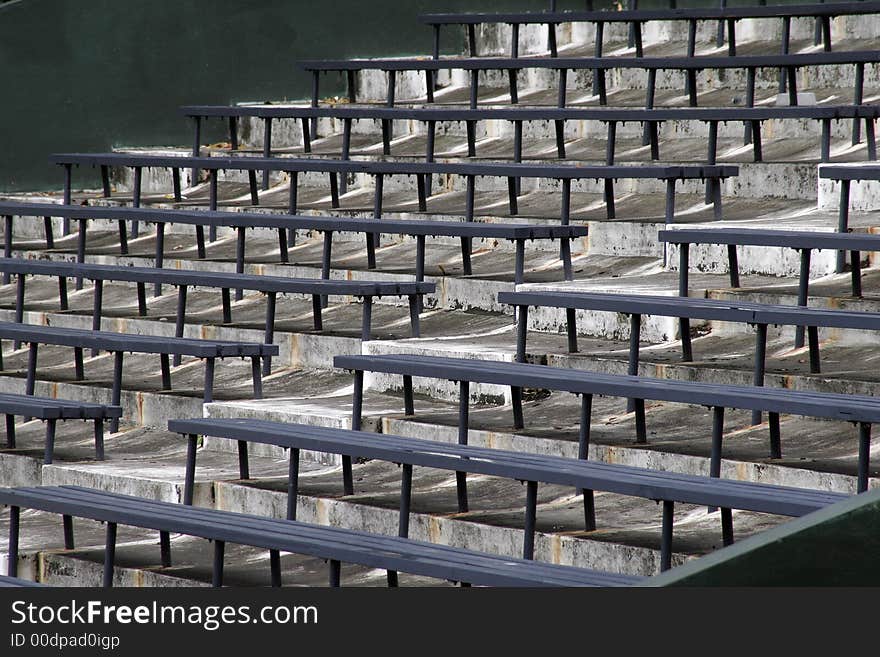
{"left": 1, "top": 18, "right": 879, "bottom": 588}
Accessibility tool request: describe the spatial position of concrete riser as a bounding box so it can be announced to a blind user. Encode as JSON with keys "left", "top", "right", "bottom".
{"left": 213, "top": 482, "right": 675, "bottom": 576}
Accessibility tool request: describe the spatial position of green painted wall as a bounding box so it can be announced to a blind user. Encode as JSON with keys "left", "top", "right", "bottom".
{"left": 648, "top": 488, "right": 880, "bottom": 586}
{"left": 0, "top": 0, "right": 618, "bottom": 192}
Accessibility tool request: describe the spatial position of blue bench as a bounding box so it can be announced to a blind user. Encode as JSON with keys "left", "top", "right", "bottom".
{"left": 0, "top": 392, "right": 120, "bottom": 464}
{"left": 334, "top": 353, "right": 879, "bottom": 493}
{"left": 0, "top": 485, "right": 641, "bottom": 587}
{"left": 169, "top": 417, "right": 848, "bottom": 572}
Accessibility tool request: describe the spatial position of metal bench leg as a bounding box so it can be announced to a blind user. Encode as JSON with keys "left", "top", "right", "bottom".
{"left": 25, "top": 343, "right": 38, "bottom": 396}
{"left": 361, "top": 296, "right": 373, "bottom": 342}
{"left": 514, "top": 305, "right": 528, "bottom": 362}
{"left": 14, "top": 274, "right": 24, "bottom": 328}
{"left": 91, "top": 280, "right": 103, "bottom": 356}
{"left": 566, "top": 307, "right": 578, "bottom": 354}
{"left": 43, "top": 418, "right": 56, "bottom": 465}
{"left": 288, "top": 447, "right": 300, "bottom": 521}
{"left": 209, "top": 170, "right": 219, "bottom": 220}
{"left": 191, "top": 116, "right": 202, "bottom": 183}
{"left": 308, "top": 294, "right": 323, "bottom": 334}
{"left": 278, "top": 225, "right": 289, "bottom": 263}
{"left": 288, "top": 172, "right": 298, "bottom": 221}
{"left": 769, "top": 412, "right": 782, "bottom": 460}
{"left": 7, "top": 505, "right": 19, "bottom": 577}
{"left": 751, "top": 323, "right": 767, "bottom": 426}
{"left": 43, "top": 215, "right": 54, "bottom": 249}
{"left": 578, "top": 394, "right": 596, "bottom": 531}
{"left": 5, "top": 414, "right": 14, "bottom": 448}
{"left": 853, "top": 64, "right": 864, "bottom": 145}
{"left": 62, "top": 165, "right": 72, "bottom": 234}
{"left": 626, "top": 313, "right": 641, "bottom": 413}
{"left": 708, "top": 406, "right": 725, "bottom": 513}
{"left": 237, "top": 439, "right": 250, "bottom": 481}
{"left": 351, "top": 370, "right": 364, "bottom": 432}
{"left": 634, "top": 398, "right": 647, "bottom": 444}
{"left": 465, "top": 175, "right": 475, "bottom": 221}
{"left": 262, "top": 118, "right": 274, "bottom": 190}
{"left": 269, "top": 550, "right": 281, "bottom": 587}
{"left": 744, "top": 68, "right": 756, "bottom": 144}
{"left": 555, "top": 121, "right": 566, "bottom": 159}
{"left": 408, "top": 295, "right": 420, "bottom": 338}
{"left": 212, "top": 540, "right": 225, "bottom": 588}
{"left": 59, "top": 275, "right": 69, "bottom": 311}
{"left": 203, "top": 358, "right": 215, "bottom": 404}
{"left": 321, "top": 230, "right": 333, "bottom": 304}
{"left": 415, "top": 235, "right": 426, "bottom": 313}
{"left": 511, "top": 385, "right": 524, "bottom": 431}
{"left": 821, "top": 118, "right": 831, "bottom": 163}
{"left": 342, "top": 451, "right": 354, "bottom": 496}
{"left": 131, "top": 167, "right": 142, "bottom": 238}
{"left": 522, "top": 480, "right": 538, "bottom": 560}
{"left": 329, "top": 559, "right": 341, "bottom": 588}
{"left": 556, "top": 68, "right": 568, "bottom": 108}
{"left": 721, "top": 508, "right": 734, "bottom": 547}
{"left": 235, "top": 228, "right": 246, "bottom": 301}
{"left": 727, "top": 245, "right": 740, "bottom": 288}
{"left": 174, "top": 285, "right": 187, "bottom": 367}
{"left": 221, "top": 288, "right": 232, "bottom": 324}
{"left": 836, "top": 180, "right": 851, "bottom": 274}
{"left": 604, "top": 179, "right": 615, "bottom": 219}
{"left": 795, "top": 248, "right": 811, "bottom": 348}
{"left": 195, "top": 226, "right": 206, "bottom": 259}
{"left": 866, "top": 118, "right": 877, "bottom": 161}
{"left": 679, "top": 317, "right": 693, "bottom": 362}
{"left": 160, "top": 531, "right": 172, "bottom": 568}
{"left": 460, "top": 237, "right": 472, "bottom": 276}
{"left": 94, "top": 418, "right": 104, "bottom": 461}
{"left": 561, "top": 179, "right": 571, "bottom": 226}
{"left": 388, "top": 462, "right": 414, "bottom": 587}
{"left": 660, "top": 500, "right": 674, "bottom": 572}
{"left": 110, "top": 351, "right": 123, "bottom": 433}
{"left": 807, "top": 326, "right": 821, "bottom": 374}
{"left": 664, "top": 179, "right": 676, "bottom": 224}
{"left": 63, "top": 514, "right": 75, "bottom": 549}
{"left": 403, "top": 375, "right": 414, "bottom": 416}
{"left": 858, "top": 422, "right": 871, "bottom": 493}
{"left": 172, "top": 168, "right": 182, "bottom": 202}
{"left": 560, "top": 238, "right": 573, "bottom": 281}
{"left": 103, "top": 522, "right": 117, "bottom": 588}
{"left": 251, "top": 357, "right": 263, "bottom": 399}
{"left": 851, "top": 250, "right": 862, "bottom": 298}
{"left": 263, "top": 292, "right": 276, "bottom": 375}
{"left": 136, "top": 282, "right": 147, "bottom": 316}
{"left": 456, "top": 380, "right": 470, "bottom": 513}
{"left": 184, "top": 434, "right": 198, "bottom": 506}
